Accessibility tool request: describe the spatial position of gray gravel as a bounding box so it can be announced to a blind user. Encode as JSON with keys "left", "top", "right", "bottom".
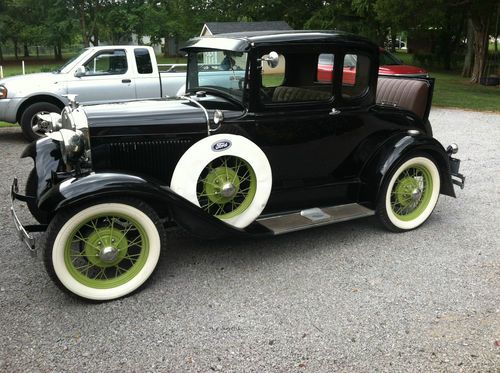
{"left": 0, "top": 108, "right": 499, "bottom": 372}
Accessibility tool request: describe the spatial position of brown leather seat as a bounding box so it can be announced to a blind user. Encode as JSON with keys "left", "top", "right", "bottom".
{"left": 376, "top": 77, "right": 429, "bottom": 119}
{"left": 273, "top": 86, "right": 331, "bottom": 103}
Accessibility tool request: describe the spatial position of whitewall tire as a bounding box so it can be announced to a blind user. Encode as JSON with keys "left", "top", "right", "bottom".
{"left": 377, "top": 155, "right": 441, "bottom": 232}
{"left": 43, "top": 199, "right": 164, "bottom": 301}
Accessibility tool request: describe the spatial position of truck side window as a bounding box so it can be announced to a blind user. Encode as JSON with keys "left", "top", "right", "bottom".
{"left": 83, "top": 50, "right": 128, "bottom": 76}
{"left": 341, "top": 54, "right": 370, "bottom": 99}
{"left": 135, "top": 48, "right": 153, "bottom": 74}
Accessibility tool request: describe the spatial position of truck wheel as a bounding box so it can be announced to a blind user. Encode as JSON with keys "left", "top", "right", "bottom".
{"left": 43, "top": 198, "right": 165, "bottom": 301}
{"left": 20, "top": 102, "right": 61, "bottom": 141}
{"left": 171, "top": 134, "right": 272, "bottom": 228}
{"left": 26, "top": 168, "right": 50, "bottom": 224}
{"left": 376, "top": 154, "right": 440, "bottom": 232}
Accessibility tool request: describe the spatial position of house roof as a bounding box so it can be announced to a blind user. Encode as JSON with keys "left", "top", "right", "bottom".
{"left": 201, "top": 21, "right": 292, "bottom": 36}
{"left": 184, "top": 30, "right": 377, "bottom": 53}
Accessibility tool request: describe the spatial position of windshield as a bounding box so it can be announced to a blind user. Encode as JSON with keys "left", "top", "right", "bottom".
{"left": 56, "top": 48, "right": 87, "bottom": 73}
{"left": 186, "top": 50, "right": 248, "bottom": 101}
{"left": 379, "top": 50, "right": 402, "bottom": 66}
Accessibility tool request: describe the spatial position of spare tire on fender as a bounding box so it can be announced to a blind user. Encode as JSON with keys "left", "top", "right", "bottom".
{"left": 170, "top": 134, "right": 272, "bottom": 228}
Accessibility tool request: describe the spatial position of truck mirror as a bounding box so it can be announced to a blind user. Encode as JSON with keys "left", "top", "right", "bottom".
{"left": 74, "top": 66, "right": 86, "bottom": 77}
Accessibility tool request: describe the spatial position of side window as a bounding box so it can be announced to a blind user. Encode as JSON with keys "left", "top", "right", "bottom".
{"left": 317, "top": 53, "right": 334, "bottom": 83}
{"left": 260, "top": 51, "right": 334, "bottom": 104}
{"left": 261, "top": 53, "right": 285, "bottom": 87}
{"left": 83, "top": 50, "right": 128, "bottom": 76}
{"left": 341, "top": 54, "right": 370, "bottom": 99}
{"left": 135, "top": 48, "right": 153, "bottom": 74}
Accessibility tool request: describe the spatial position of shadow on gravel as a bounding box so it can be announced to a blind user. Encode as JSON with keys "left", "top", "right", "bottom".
{"left": 0, "top": 127, "right": 26, "bottom": 145}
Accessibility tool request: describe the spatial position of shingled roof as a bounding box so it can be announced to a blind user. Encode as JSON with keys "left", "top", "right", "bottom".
{"left": 200, "top": 21, "right": 292, "bottom": 36}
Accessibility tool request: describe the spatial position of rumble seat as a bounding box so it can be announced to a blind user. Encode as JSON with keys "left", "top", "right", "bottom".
{"left": 273, "top": 86, "right": 331, "bottom": 102}
{"left": 376, "top": 77, "right": 429, "bottom": 119}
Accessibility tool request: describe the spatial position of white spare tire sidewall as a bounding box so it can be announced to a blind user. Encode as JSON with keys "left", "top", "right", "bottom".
{"left": 385, "top": 156, "right": 441, "bottom": 230}
{"left": 52, "top": 203, "right": 161, "bottom": 301}
{"left": 170, "top": 134, "right": 272, "bottom": 228}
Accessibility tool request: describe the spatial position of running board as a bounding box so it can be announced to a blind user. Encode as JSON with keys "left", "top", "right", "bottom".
{"left": 257, "top": 204, "right": 374, "bottom": 235}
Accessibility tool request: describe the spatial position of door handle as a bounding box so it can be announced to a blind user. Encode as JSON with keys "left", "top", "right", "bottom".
{"left": 122, "top": 79, "right": 131, "bottom": 83}
{"left": 329, "top": 108, "right": 341, "bottom": 115}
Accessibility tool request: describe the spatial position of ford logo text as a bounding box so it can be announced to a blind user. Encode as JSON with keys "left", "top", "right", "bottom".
{"left": 212, "top": 140, "right": 232, "bottom": 152}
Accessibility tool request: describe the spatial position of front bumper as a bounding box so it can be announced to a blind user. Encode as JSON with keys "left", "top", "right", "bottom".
{"left": 11, "top": 178, "right": 46, "bottom": 253}
{"left": 0, "top": 97, "right": 21, "bottom": 123}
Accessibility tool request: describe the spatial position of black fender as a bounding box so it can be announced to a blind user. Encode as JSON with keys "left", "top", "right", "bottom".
{"left": 21, "top": 137, "right": 63, "bottom": 198}
{"left": 37, "top": 172, "right": 270, "bottom": 239}
{"left": 358, "top": 133, "right": 455, "bottom": 208}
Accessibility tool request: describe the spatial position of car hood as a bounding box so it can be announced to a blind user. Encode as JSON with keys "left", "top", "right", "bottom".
{"left": 83, "top": 98, "right": 208, "bottom": 128}
{"left": 0, "top": 72, "right": 64, "bottom": 96}
{"left": 379, "top": 65, "right": 428, "bottom": 76}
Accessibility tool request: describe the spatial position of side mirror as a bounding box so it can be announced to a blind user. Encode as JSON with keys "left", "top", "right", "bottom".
{"left": 262, "top": 52, "right": 280, "bottom": 69}
{"left": 74, "top": 66, "right": 86, "bottom": 77}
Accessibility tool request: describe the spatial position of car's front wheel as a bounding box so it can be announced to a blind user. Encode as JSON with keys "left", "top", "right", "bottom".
{"left": 43, "top": 198, "right": 165, "bottom": 301}
{"left": 376, "top": 154, "right": 441, "bottom": 232}
{"left": 20, "top": 102, "right": 61, "bottom": 142}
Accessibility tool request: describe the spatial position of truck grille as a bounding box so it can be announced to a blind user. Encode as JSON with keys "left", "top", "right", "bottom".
{"left": 103, "top": 138, "right": 192, "bottom": 184}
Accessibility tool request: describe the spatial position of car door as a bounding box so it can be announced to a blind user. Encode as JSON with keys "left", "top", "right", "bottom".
{"left": 67, "top": 48, "right": 136, "bottom": 104}
{"left": 250, "top": 48, "right": 374, "bottom": 212}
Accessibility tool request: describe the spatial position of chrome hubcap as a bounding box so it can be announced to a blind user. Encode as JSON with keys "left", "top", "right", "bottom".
{"left": 220, "top": 182, "right": 237, "bottom": 198}
{"left": 99, "top": 246, "right": 119, "bottom": 263}
{"left": 411, "top": 188, "right": 422, "bottom": 202}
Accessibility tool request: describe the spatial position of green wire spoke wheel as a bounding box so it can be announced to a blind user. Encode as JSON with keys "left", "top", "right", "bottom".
{"left": 390, "top": 165, "right": 433, "bottom": 221}
{"left": 64, "top": 213, "right": 148, "bottom": 289}
{"left": 196, "top": 156, "right": 257, "bottom": 220}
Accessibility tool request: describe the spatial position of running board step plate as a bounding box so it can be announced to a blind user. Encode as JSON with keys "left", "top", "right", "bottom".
{"left": 257, "top": 204, "right": 374, "bottom": 235}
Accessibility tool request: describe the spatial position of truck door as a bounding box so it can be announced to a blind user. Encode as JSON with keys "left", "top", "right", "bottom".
{"left": 133, "top": 48, "right": 161, "bottom": 99}
{"left": 67, "top": 49, "right": 136, "bottom": 104}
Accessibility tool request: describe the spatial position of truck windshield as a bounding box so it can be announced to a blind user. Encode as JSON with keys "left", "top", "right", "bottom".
{"left": 55, "top": 49, "right": 87, "bottom": 73}
{"left": 187, "top": 50, "right": 248, "bottom": 101}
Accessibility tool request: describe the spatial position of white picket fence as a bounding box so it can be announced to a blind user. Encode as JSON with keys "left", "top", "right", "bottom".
{"left": 0, "top": 61, "right": 26, "bottom": 78}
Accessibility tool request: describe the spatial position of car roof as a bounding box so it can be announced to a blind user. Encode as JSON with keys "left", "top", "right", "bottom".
{"left": 182, "top": 30, "right": 378, "bottom": 53}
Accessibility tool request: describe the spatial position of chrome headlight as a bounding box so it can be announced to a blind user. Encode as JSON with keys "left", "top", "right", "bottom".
{"left": 48, "top": 105, "right": 90, "bottom": 166}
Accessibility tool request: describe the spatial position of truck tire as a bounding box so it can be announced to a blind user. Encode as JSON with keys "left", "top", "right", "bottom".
{"left": 20, "top": 102, "right": 61, "bottom": 142}
{"left": 170, "top": 134, "right": 272, "bottom": 229}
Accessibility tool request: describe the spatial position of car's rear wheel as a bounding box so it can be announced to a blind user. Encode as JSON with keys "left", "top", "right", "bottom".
{"left": 376, "top": 154, "right": 440, "bottom": 232}
{"left": 43, "top": 198, "right": 165, "bottom": 301}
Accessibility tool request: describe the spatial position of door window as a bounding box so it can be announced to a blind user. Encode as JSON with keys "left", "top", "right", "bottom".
{"left": 134, "top": 48, "right": 153, "bottom": 74}
{"left": 341, "top": 54, "right": 370, "bottom": 99}
{"left": 260, "top": 51, "right": 334, "bottom": 104}
{"left": 83, "top": 50, "right": 128, "bottom": 76}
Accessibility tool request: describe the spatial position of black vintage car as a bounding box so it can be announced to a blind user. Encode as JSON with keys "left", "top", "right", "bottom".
{"left": 11, "top": 31, "right": 465, "bottom": 300}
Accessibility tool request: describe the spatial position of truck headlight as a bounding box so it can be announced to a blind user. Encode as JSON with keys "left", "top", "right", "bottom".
{"left": 0, "top": 85, "right": 7, "bottom": 99}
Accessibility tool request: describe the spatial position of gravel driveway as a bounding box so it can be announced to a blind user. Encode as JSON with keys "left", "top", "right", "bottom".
{"left": 0, "top": 108, "right": 499, "bottom": 372}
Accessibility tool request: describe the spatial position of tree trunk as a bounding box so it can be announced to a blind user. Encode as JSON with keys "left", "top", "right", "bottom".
{"left": 470, "top": 17, "right": 490, "bottom": 83}
{"left": 23, "top": 43, "right": 29, "bottom": 57}
{"left": 462, "top": 19, "right": 475, "bottom": 77}
{"left": 78, "top": 0, "right": 89, "bottom": 47}
{"left": 0, "top": 45, "right": 3, "bottom": 63}
{"left": 390, "top": 31, "right": 396, "bottom": 52}
{"left": 163, "top": 35, "right": 169, "bottom": 57}
{"left": 14, "top": 40, "right": 19, "bottom": 60}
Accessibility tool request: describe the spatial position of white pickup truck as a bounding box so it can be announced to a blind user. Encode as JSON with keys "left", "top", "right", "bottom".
{"left": 0, "top": 46, "right": 186, "bottom": 140}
